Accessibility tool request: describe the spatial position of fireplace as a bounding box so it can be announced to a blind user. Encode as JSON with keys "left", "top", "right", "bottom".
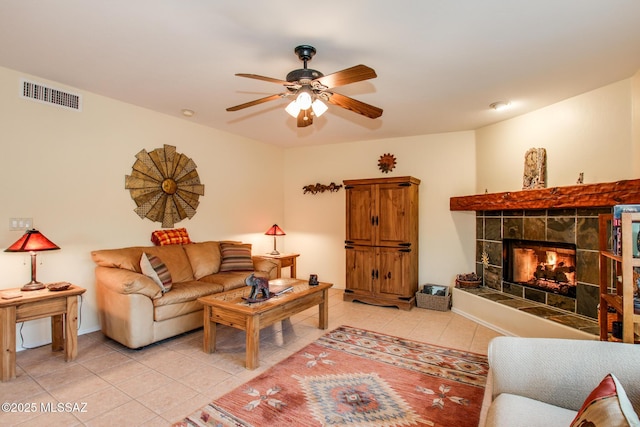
{"left": 503, "top": 239, "right": 577, "bottom": 298}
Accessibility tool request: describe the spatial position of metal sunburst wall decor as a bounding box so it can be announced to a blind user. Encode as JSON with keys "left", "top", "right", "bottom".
{"left": 125, "top": 144, "right": 205, "bottom": 228}
{"left": 378, "top": 153, "right": 397, "bottom": 173}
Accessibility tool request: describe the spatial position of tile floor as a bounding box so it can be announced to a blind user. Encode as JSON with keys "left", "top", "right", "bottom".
{"left": 1, "top": 288, "right": 502, "bottom": 426}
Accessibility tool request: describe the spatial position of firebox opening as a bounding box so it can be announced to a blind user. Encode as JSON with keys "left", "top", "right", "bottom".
{"left": 503, "top": 239, "right": 577, "bottom": 298}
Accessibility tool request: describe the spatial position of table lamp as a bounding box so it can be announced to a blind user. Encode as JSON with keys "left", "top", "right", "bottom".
{"left": 265, "top": 224, "right": 285, "bottom": 255}
{"left": 5, "top": 228, "right": 60, "bottom": 291}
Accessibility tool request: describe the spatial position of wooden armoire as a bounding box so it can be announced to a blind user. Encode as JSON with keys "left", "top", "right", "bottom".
{"left": 343, "top": 176, "right": 420, "bottom": 310}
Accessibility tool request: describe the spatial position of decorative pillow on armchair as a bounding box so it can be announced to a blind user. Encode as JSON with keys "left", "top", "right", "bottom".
{"left": 151, "top": 228, "right": 192, "bottom": 246}
{"left": 570, "top": 373, "right": 640, "bottom": 427}
{"left": 140, "top": 253, "right": 173, "bottom": 293}
{"left": 219, "top": 243, "right": 254, "bottom": 272}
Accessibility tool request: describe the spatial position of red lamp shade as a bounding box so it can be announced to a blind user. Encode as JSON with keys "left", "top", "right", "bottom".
{"left": 265, "top": 224, "right": 285, "bottom": 255}
{"left": 5, "top": 229, "right": 60, "bottom": 253}
{"left": 5, "top": 229, "right": 60, "bottom": 291}
{"left": 264, "top": 224, "right": 286, "bottom": 237}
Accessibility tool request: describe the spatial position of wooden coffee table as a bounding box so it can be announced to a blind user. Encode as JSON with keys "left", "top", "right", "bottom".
{"left": 198, "top": 278, "right": 332, "bottom": 369}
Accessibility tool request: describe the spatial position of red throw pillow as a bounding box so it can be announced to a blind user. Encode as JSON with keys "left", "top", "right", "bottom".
{"left": 570, "top": 373, "right": 640, "bottom": 427}
{"left": 151, "top": 228, "right": 191, "bottom": 246}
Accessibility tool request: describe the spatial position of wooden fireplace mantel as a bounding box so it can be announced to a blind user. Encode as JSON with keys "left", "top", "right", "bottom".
{"left": 450, "top": 178, "right": 640, "bottom": 211}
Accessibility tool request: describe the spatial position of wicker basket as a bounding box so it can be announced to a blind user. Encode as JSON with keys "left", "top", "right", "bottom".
{"left": 416, "top": 290, "right": 451, "bottom": 311}
{"left": 455, "top": 279, "right": 482, "bottom": 289}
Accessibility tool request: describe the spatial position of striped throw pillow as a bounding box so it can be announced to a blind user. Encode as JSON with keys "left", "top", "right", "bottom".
{"left": 140, "top": 252, "right": 173, "bottom": 293}
{"left": 219, "top": 243, "right": 254, "bottom": 272}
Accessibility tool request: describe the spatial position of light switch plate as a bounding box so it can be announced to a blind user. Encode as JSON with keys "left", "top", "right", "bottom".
{"left": 9, "top": 217, "right": 32, "bottom": 231}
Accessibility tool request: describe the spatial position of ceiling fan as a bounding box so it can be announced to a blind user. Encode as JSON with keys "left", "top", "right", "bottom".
{"left": 226, "top": 45, "right": 383, "bottom": 128}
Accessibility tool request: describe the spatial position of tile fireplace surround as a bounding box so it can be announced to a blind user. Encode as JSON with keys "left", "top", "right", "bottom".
{"left": 475, "top": 207, "right": 609, "bottom": 319}
{"left": 450, "top": 178, "right": 640, "bottom": 329}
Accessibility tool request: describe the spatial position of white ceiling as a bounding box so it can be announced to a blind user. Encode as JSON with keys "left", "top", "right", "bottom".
{"left": 1, "top": 1, "right": 640, "bottom": 148}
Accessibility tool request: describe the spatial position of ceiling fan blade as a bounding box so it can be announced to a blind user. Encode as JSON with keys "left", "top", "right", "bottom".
{"left": 235, "top": 73, "right": 292, "bottom": 86}
{"left": 326, "top": 92, "right": 383, "bottom": 119}
{"left": 314, "top": 65, "right": 377, "bottom": 89}
{"left": 297, "top": 109, "right": 313, "bottom": 127}
{"left": 226, "top": 94, "right": 284, "bottom": 111}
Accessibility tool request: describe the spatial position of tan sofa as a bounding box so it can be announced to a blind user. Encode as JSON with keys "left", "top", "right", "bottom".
{"left": 91, "top": 241, "right": 277, "bottom": 349}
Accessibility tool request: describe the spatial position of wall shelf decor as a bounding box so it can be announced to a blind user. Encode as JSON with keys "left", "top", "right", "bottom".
{"left": 125, "top": 144, "right": 205, "bottom": 228}
{"left": 302, "top": 182, "right": 343, "bottom": 194}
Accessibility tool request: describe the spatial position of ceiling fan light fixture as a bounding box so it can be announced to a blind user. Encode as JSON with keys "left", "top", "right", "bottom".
{"left": 285, "top": 100, "right": 300, "bottom": 118}
{"left": 296, "top": 91, "right": 313, "bottom": 110}
{"left": 311, "top": 99, "right": 328, "bottom": 117}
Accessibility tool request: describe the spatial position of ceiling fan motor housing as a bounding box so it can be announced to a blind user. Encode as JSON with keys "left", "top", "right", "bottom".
{"left": 286, "top": 68, "right": 323, "bottom": 83}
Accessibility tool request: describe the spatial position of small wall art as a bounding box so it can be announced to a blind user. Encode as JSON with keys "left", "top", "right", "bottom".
{"left": 522, "top": 147, "right": 546, "bottom": 190}
{"left": 302, "top": 182, "right": 343, "bottom": 195}
{"left": 378, "top": 153, "right": 397, "bottom": 173}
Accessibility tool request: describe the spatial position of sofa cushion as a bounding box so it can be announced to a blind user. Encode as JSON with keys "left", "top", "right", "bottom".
{"left": 486, "top": 393, "right": 577, "bottom": 427}
{"left": 219, "top": 243, "right": 254, "bottom": 272}
{"left": 570, "top": 373, "right": 640, "bottom": 427}
{"left": 92, "top": 247, "right": 148, "bottom": 272}
{"left": 152, "top": 280, "right": 224, "bottom": 307}
{"left": 198, "top": 271, "right": 267, "bottom": 292}
{"left": 140, "top": 253, "right": 172, "bottom": 293}
{"left": 183, "top": 241, "right": 222, "bottom": 279}
{"left": 151, "top": 228, "right": 192, "bottom": 246}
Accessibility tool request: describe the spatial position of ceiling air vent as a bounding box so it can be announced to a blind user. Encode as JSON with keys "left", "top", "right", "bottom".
{"left": 20, "top": 78, "right": 82, "bottom": 111}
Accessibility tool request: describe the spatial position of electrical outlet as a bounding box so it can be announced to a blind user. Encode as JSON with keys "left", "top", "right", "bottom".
{"left": 9, "top": 217, "right": 33, "bottom": 231}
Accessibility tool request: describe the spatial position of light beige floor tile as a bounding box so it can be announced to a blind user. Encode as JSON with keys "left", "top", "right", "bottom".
{"left": 78, "top": 350, "right": 132, "bottom": 374}
{"left": 115, "top": 369, "right": 173, "bottom": 399}
{"left": 33, "top": 363, "right": 95, "bottom": 392}
{"left": 73, "top": 386, "right": 132, "bottom": 422}
{"left": 48, "top": 372, "right": 111, "bottom": 402}
{"left": 136, "top": 380, "right": 198, "bottom": 415}
{"left": 84, "top": 400, "right": 157, "bottom": 427}
{"left": 97, "top": 359, "right": 152, "bottom": 385}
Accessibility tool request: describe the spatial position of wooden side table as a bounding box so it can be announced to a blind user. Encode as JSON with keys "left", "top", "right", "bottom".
{"left": 254, "top": 253, "right": 300, "bottom": 278}
{"left": 0, "top": 285, "right": 86, "bottom": 381}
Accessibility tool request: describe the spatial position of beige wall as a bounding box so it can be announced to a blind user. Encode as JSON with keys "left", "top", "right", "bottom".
{"left": 0, "top": 66, "right": 284, "bottom": 347}
{"left": 633, "top": 70, "right": 640, "bottom": 175}
{"left": 4, "top": 61, "right": 638, "bottom": 347}
{"left": 475, "top": 78, "right": 635, "bottom": 192}
{"left": 283, "top": 132, "right": 477, "bottom": 288}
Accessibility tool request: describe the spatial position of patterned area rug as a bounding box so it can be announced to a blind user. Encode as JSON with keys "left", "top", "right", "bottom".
{"left": 175, "top": 325, "right": 489, "bottom": 427}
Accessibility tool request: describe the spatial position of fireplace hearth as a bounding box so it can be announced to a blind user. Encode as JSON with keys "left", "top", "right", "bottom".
{"left": 503, "top": 239, "right": 577, "bottom": 298}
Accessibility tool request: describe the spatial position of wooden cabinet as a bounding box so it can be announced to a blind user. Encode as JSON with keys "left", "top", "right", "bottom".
{"left": 343, "top": 176, "right": 420, "bottom": 310}
{"left": 599, "top": 212, "right": 640, "bottom": 343}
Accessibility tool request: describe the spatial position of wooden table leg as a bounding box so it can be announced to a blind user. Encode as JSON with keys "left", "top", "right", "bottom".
{"left": 0, "top": 306, "right": 17, "bottom": 381}
{"left": 203, "top": 306, "right": 216, "bottom": 353}
{"left": 245, "top": 315, "right": 260, "bottom": 370}
{"left": 319, "top": 288, "right": 329, "bottom": 329}
{"left": 64, "top": 295, "right": 79, "bottom": 361}
{"left": 290, "top": 258, "right": 297, "bottom": 278}
{"left": 51, "top": 314, "right": 64, "bottom": 352}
